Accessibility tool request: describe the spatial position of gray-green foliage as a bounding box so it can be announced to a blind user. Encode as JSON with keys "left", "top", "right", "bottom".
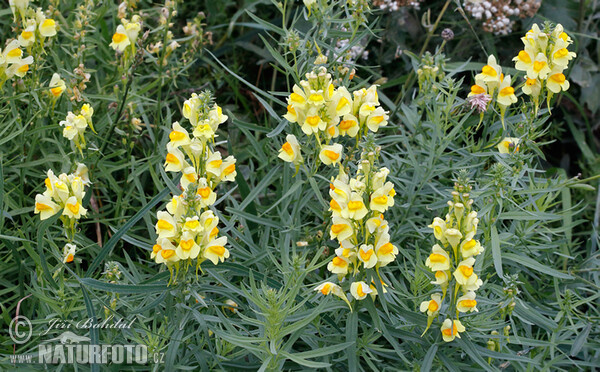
{"left": 1, "top": 0, "right": 598, "bottom": 371}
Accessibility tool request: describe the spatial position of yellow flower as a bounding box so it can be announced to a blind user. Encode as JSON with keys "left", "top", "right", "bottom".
{"left": 522, "top": 77, "right": 541, "bottom": 98}
{"left": 342, "top": 193, "right": 368, "bottom": 220}
{"left": 441, "top": 319, "right": 465, "bottom": 342}
{"left": 151, "top": 238, "right": 176, "bottom": 261}
{"left": 301, "top": 111, "right": 325, "bottom": 135}
{"left": 522, "top": 24, "right": 548, "bottom": 52}
{"left": 124, "top": 19, "right": 141, "bottom": 44}
{"left": 550, "top": 38, "right": 576, "bottom": 68}
{"left": 204, "top": 236, "right": 229, "bottom": 264}
{"left": 350, "top": 281, "right": 373, "bottom": 300}
{"left": 180, "top": 166, "right": 198, "bottom": 190}
{"left": 375, "top": 231, "right": 398, "bottom": 267}
{"left": 513, "top": 48, "right": 534, "bottom": 72}
{"left": 283, "top": 103, "right": 299, "bottom": 123}
{"left": 314, "top": 282, "right": 352, "bottom": 310}
{"left": 331, "top": 87, "right": 352, "bottom": 116}
{"left": 319, "top": 143, "right": 343, "bottom": 166}
{"left": 369, "top": 182, "right": 395, "bottom": 213}
{"left": 443, "top": 228, "right": 462, "bottom": 250}
{"left": 419, "top": 293, "right": 442, "bottom": 316}
{"left": 62, "top": 196, "right": 87, "bottom": 219}
{"left": 34, "top": 194, "right": 60, "bottom": 220}
{"left": 527, "top": 53, "right": 551, "bottom": 80}
{"left": 169, "top": 122, "right": 191, "bottom": 148}
{"left": 39, "top": 18, "right": 57, "bottom": 37}
{"left": 453, "top": 257, "right": 483, "bottom": 291}
{"left": 327, "top": 255, "right": 349, "bottom": 275}
{"left": 278, "top": 134, "right": 301, "bottom": 163}
{"left": 428, "top": 217, "right": 447, "bottom": 244}
{"left": 496, "top": 75, "right": 517, "bottom": 107}
{"left": 314, "top": 282, "right": 336, "bottom": 295}
{"left": 330, "top": 216, "right": 354, "bottom": 241}
{"left": 63, "top": 243, "right": 76, "bottom": 264}
{"left": 6, "top": 56, "right": 33, "bottom": 78}
{"left": 155, "top": 211, "right": 177, "bottom": 238}
{"left": 365, "top": 107, "right": 389, "bottom": 133}
{"left": 335, "top": 242, "right": 356, "bottom": 260}
{"left": 456, "top": 291, "right": 478, "bottom": 313}
{"left": 49, "top": 73, "right": 66, "bottom": 98}
{"left": 220, "top": 156, "right": 237, "bottom": 182}
{"left": 155, "top": 246, "right": 178, "bottom": 264}
{"left": 9, "top": 0, "right": 29, "bottom": 19}
{"left": 338, "top": 114, "right": 359, "bottom": 137}
{"left": 546, "top": 68, "right": 570, "bottom": 93}
{"left": 4, "top": 41, "right": 23, "bottom": 64}
{"left": 164, "top": 144, "right": 186, "bottom": 172}
{"left": 425, "top": 244, "right": 450, "bottom": 272}
{"left": 110, "top": 25, "right": 131, "bottom": 52}
{"left": 18, "top": 25, "right": 36, "bottom": 48}
{"left": 475, "top": 55, "right": 502, "bottom": 87}
{"left": 176, "top": 232, "right": 201, "bottom": 260}
{"left": 366, "top": 214, "right": 386, "bottom": 234}
{"left": 498, "top": 137, "right": 520, "bottom": 154}
{"left": 357, "top": 244, "right": 377, "bottom": 269}
{"left": 431, "top": 270, "right": 449, "bottom": 286}
{"left": 196, "top": 178, "right": 217, "bottom": 207}
{"left": 464, "top": 211, "right": 479, "bottom": 234}
{"left": 459, "top": 234, "right": 484, "bottom": 258}
{"left": 182, "top": 216, "right": 202, "bottom": 234}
